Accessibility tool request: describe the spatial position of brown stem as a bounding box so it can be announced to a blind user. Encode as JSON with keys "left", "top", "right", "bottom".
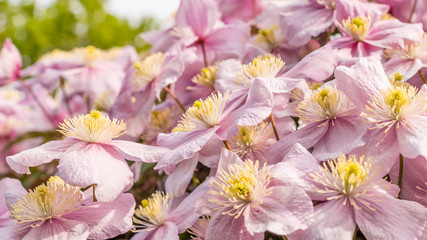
{"left": 223, "top": 140, "right": 232, "bottom": 151}
{"left": 270, "top": 113, "right": 280, "bottom": 141}
{"left": 92, "top": 184, "right": 98, "bottom": 202}
{"left": 163, "top": 86, "right": 186, "bottom": 112}
{"left": 19, "top": 79, "right": 56, "bottom": 127}
{"left": 199, "top": 40, "right": 209, "bottom": 67}
{"left": 398, "top": 154, "right": 404, "bottom": 199}
{"left": 418, "top": 69, "right": 427, "bottom": 84}
{"left": 408, "top": 0, "right": 418, "bottom": 23}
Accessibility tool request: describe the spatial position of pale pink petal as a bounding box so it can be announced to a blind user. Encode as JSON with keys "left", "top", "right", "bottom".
{"left": 334, "top": 0, "right": 389, "bottom": 24}
{"left": 217, "top": 78, "right": 273, "bottom": 140}
{"left": 197, "top": 135, "right": 223, "bottom": 168}
{"left": 23, "top": 218, "right": 89, "bottom": 240}
{"left": 0, "top": 38, "right": 22, "bottom": 83}
{"left": 288, "top": 199, "right": 356, "bottom": 240}
{"left": 365, "top": 20, "right": 423, "bottom": 49}
{"left": 0, "top": 178, "right": 25, "bottom": 215}
{"left": 58, "top": 142, "right": 133, "bottom": 202}
{"left": 312, "top": 116, "right": 369, "bottom": 160}
{"left": 0, "top": 224, "right": 28, "bottom": 240}
{"left": 168, "top": 179, "right": 211, "bottom": 232}
{"left": 266, "top": 76, "right": 303, "bottom": 94}
{"left": 6, "top": 138, "right": 78, "bottom": 174}
{"left": 165, "top": 155, "right": 199, "bottom": 197}
{"left": 245, "top": 185, "right": 313, "bottom": 236}
{"left": 265, "top": 123, "right": 328, "bottom": 165}
{"left": 270, "top": 143, "right": 331, "bottom": 201}
{"left": 108, "top": 140, "right": 169, "bottom": 163}
{"left": 383, "top": 58, "right": 422, "bottom": 80}
{"left": 285, "top": 45, "right": 336, "bottom": 82}
{"left": 204, "top": 23, "right": 250, "bottom": 59}
{"left": 132, "top": 221, "right": 178, "bottom": 240}
{"left": 139, "top": 29, "right": 178, "bottom": 53}
{"left": 64, "top": 193, "right": 135, "bottom": 239}
{"left": 175, "top": 0, "right": 219, "bottom": 38}
{"left": 355, "top": 193, "right": 427, "bottom": 239}
{"left": 352, "top": 127, "right": 400, "bottom": 176}
{"left": 335, "top": 58, "right": 391, "bottom": 110}
{"left": 396, "top": 116, "right": 427, "bottom": 159}
{"left": 216, "top": 148, "right": 243, "bottom": 174}
{"left": 155, "top": 55, "right": 185, "bottom": 96}
{"left": 205, "top": 210, "right": 245, "bottom": 240}
{"left": 155, "top": 127, "right": 220, "bottom": 172}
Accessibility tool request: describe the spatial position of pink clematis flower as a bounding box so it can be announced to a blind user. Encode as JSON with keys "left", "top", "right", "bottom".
{"left": 0, "top": 39, "right": 22, "bottom": 85}
{"left": 109, "top": 51, "right": 185, "bottom": 137}
{"left": 335, "top": 58, "right": 427, "bottom": 170}
{"left": 195, "top": 149, "right": 314, "bottom": 240}
{"left": 329, "top": 0, "right": 423, "bottom": 66}
{"left": 6, "top": 110, "right": 169, "bottom": 202}
{"left": 266, "top": 81, "right": 369, "bottom": 162}
{"left": 142, "top": 0, "right": 250, "bottom": 64}
{"left": 131, "top": 180, "right": 210, "bottom": 240}
{"left": 0, "top": 176, "right": 135, "bottom": 239}
{"left": 273, "top": 143, "right": 427, "bottom": 240}
{"left": 383, "top": 33, "right": 427, "bottom": 80}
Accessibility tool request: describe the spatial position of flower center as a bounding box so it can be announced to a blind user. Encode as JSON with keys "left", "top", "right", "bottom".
{"left": 9, "top": 177, "right": 83, "bottom": 229}
{"left": 297, "top": 86, "right": 356, "bottom": 126}
{"left": 228, "top": 122, "right": 273, "bottom": 161}
{"left": 187, "top": 216, "right": 210, "bottom": 240}
{"left": 190, "top": 64, "right": 218, "bottom": 90}
{"left": 58, "top": 110, "right": 127, "bottom": 142}
{"left": 210, "top": 160, "right": 272, "bottom": 218}
{"left": 339, "top": 16, "right": 371, "bottom": 41}
{"left": 385, "top": 33, "right": 427, "bottom": 60}
{"left": 133, "top": 191, "right": 171, "bottom": 231}
{"left": 309, "top": 155, "right": 373, "bottom": 207}
{"left": 253, "top": 25, "right": 280, "bottom": 52}
{"left": 131, "top": 52, "right": 166, "bottom": 91}
{"left": 362, "top": 84, "right": 427, "bottom": 131}
{"left": 235, "top": 55, "right": 285, "bottom": 87}
{"left": 173, "top": 92, "right": 228, "bottom": 132}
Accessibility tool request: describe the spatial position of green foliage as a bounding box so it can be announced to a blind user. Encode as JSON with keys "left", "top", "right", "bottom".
{"left": 0, "top": 0, "right": 157, "bottom": 66}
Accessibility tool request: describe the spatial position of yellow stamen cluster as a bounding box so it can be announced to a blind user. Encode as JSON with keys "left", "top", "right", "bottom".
{"left": 362, "top": 85, "right": 427, "bottom": 131}
{"left": 131, "top": 52, "right": 167, "bottom": 91}
{"left": 209, "top": 160, "right": 272, "bottom": 218}
{"left": 229, "top": 122, "right": 273, "bottom": 160}
{"left": 235, "top": 55, "right": 285, "bottom": 86}
{"left": 173, "top": 92, "right": 228, "bottom": 132}
{"left": 309, "top": 155, "right": 376, "bottom": 209}
{"left": 385, "top": 33, "right": 427, "bottom": 60}
{"left": 9, "top": 176, "right": 83, "bottom": 229}
{"left": 253, "top": 25, "right": 280, "bottom": 52}
{"left": 58, "top": 110, "right": 127, "bottom": 142}
{"left": 339, "top": 16, "right": 371, "bottom": 41}
{"left": 133, "top": 191, "right": 172, "bottom": 231}
{"left": 297, "top": 86, "right": 356, "bottom": 125}
{"left": 191, "top": 64, "right": 218, "bottom": 90}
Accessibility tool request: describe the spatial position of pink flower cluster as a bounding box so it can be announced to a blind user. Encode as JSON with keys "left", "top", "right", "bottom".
{"left": 1, "top": 0, "right": 427, "bottom": 239}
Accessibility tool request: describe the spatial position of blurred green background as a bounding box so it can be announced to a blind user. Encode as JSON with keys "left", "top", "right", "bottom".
{"left": 0, "top": 0, "right": 158, "bottom": 66}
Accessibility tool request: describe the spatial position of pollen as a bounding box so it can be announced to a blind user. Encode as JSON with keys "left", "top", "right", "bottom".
{"left": 58, "top": 110, "right": 127, "bottom": 142}
{"left": 297, "top": 86, "right": 356, "bottom": 126}
{"left": 173, "top": 92, "right": 228, "bottom": 132}
{"left": 362, "top": 85, "right": 427, "bottom": 131}
{"left": 339, "top": 16, "right": 371, "bottom": 41}
{"left": 209, "top": 160, "right": 273, "bottom": 218}
{"left": 131, "top": 52, "right": 166, "bottom": 91}
{"left": 228, "top": 122, "right": 273, "bottom": 161}
{"left": 133, "top": 191, "right": 171, "bottom": 231}
{"left": 235, "top": 55, "right": 285, "bottom": 87}
{"left": 191, "top": 64, "right": 218, "bottom": 90}
{"left": 9, "top": 177, "right": 83, "bottom": 229}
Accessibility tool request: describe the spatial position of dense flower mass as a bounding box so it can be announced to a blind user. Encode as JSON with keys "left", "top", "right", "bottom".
{"left": 1, "top": 0, "right": 427, "bottom": 239}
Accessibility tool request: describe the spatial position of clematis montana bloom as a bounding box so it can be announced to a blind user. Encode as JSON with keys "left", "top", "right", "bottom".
{"left": 0, "top": 176, "right": 135, "bottom": 240}
{"left": 6, "top": 110, "right": 169, "bottom": 202}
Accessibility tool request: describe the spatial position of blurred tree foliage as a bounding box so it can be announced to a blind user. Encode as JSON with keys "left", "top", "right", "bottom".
{"left": 0, "top": 0, "right": 157, "bottom": 66}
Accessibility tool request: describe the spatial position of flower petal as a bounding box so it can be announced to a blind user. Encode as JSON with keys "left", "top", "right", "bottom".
{"left": 108, "top": 140, "right": 169, "bottom": 163}
{"left": 22, "top": 218, "right": 89, "bottom": 240}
